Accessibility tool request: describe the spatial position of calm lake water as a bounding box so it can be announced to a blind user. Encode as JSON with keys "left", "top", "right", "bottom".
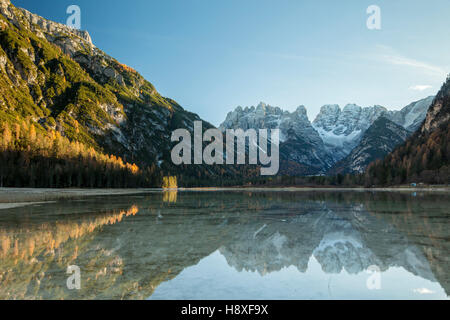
{"left": 0, "top": 191, "right": 449, "bottom": 300}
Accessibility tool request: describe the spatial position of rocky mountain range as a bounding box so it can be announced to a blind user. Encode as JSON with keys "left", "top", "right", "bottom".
{"left": 220, "top": 96, "right": 434, "bottom": 175}
{"left": 220, "top": 103, "right": 335, "bottom": 174}
{"left": 312, "top": 104, "right": 388, "bottom": 162}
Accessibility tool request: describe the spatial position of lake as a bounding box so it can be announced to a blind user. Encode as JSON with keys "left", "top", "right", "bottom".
{"left": 0, "top": 190, "right": 448, "bottom": 300}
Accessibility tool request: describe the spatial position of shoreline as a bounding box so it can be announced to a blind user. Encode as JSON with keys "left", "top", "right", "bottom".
{"left": 0, "top": 186, "right": 448, "bottom": 205}
{"left": 0, "top": 188, "right": 158, "bottom": 206}
{"left": 182, "top": 186, "right": 450, "bottom": 192}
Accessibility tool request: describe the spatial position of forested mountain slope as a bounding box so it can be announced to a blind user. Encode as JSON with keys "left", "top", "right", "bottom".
{"left": 365, "top": 76, "right": 450, "bottom": 186}
{"left": 328, "top": 117, "right": 409, "bottom": 175}
{"left": 0, "top": 0, "right": 257, "bottom": 187}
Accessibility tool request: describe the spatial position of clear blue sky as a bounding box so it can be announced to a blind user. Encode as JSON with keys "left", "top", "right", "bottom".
{"left": 13, "top": 0, "right": 450, "bottom": 126}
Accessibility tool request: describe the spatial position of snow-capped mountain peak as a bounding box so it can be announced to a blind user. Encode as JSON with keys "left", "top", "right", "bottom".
{"left": 219, "top": 96, "right": 434, "bottom": 174}
{"left": 293, "top": 105, "right": 308, "bottom": 117}
{"left": 312, "top": 104, "right": 388, "bottom": 162}
{"left": 220, "top": 102, "right": 334, "bottom": 174}
{"left": 220, "top": 102, "right": 311, "bottom": 141}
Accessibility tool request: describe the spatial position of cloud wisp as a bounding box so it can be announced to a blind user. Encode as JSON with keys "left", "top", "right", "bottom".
{"left": 375, "top": 45, "right": 447, "bottom": 78}
{"left": 409, "top": 85, "right": 433, "bottom": 91}
{"left": 413, "top": 288, "right": 435, "bottom": 295}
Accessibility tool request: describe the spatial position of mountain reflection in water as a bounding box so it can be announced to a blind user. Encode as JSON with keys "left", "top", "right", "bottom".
{"left": 0, "top": 191, "right": 448, "bottom": 300}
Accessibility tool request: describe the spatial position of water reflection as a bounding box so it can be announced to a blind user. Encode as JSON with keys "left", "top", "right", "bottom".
{"left": 0, "top": 204, "right": 139, "bottom": 299}
{"left": 162, "top": 191, "right": 178, "bottom": 204}
{"left": 0, "top": 205, "right": 138, "bottom": 261}
{"left": 0, "top": 191, "right": 448, "bottom": 299}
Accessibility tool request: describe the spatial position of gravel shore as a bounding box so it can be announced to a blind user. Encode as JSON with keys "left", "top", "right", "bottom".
{"left": 0, "top": 188, "right": 157, "bottom": 207}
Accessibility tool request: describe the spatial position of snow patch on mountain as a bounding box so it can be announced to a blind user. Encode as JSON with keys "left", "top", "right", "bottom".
{"left": 386, "top": 96, "right": 435, "bottom": 132}
{"left": 327, "top": 117, "right": 410, "bottom": 175}
{"left": 312, "top": 104, "right": 388, "bottom": 162}
{"left": 314, "top": 126, "right": 362, "bottom": 150}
